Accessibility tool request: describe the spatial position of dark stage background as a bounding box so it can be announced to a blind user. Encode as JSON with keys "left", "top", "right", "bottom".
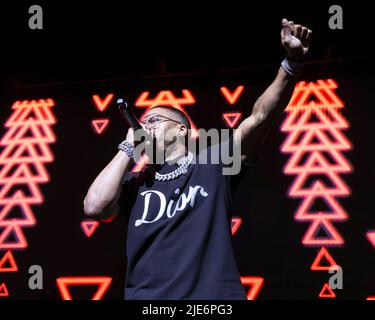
{"left": 0, "top": 1, "right": 374, "bottom": 300}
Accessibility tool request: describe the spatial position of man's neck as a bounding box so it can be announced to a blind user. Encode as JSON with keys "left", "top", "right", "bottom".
{"left": 165, "top": 143, "right": 187, "bottom": 165}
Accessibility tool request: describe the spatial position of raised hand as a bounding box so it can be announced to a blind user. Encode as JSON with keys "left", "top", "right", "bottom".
{"left": 281, "top": 18, "right": 313, "bottom": 62}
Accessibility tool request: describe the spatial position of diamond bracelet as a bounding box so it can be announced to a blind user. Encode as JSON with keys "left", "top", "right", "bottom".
{"left": 118, "top": 140, "right": 134, "bottom": 159}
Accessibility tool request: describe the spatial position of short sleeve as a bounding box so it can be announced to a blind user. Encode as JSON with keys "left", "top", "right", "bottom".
{"left": 197, "top": 133, "right": 251, "bottom": 195}
{"left": 118, "top": 170, "right": 143, "bottom": 216}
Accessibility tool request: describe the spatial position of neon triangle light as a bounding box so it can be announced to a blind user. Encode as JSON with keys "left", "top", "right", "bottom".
{"left": 91, "top": 119, "right": 110, "bottom": 134}
{"left": 0, "top": 162, "right": 49, "bottom": 183}
{"left": 0, "top": 283, "right": 9, "bottom": 297}
{"left": 288, "top": 173, "right": 350, "bottom": 198}
{"left": 6, "top": 99, "right": 55, "bottom": 126}
{"left": 0, "top": 225, "right": 28, "bottom": 249}
{"left": 220, "top": 86, "right": 244, "bottom": 104}
{"left": 294, "top": 182, "right": 348, "bottom": 221}
{"left": 319, "top": 283, "right": 336, "bottom": 298}
{"left": 135, "top": 90, "right": 195, "bottom": 108}
{"left": 302, "top": 218, "right": 344, "bottom": 247}
{"left": 366, "top": 231, "right": 375, "bottom": 248}
{"left": 240, "top": 276, "right": 264, "bottom": 300}
{"left": 81, "top": 220, "right": 99, "bottom": 238}
{"left": 0, "top": 99, "right": 56, "bottom": 254}
{"left": 310, "top": 247, "right": 338, "bottom": 271}
{"left": 231, "top": 217, "right": 242, "bottom": 236}
{"left": 0, "top": 192, "right": 36, "bottom": 226}
{"left": 0, "top": 250, "right": 18, "bottom": 272}
{"left": 286, "top": 79, "right": 344, "bottom": 111}
{"left": 92, "top": 94, "right": 114, "bottom": 112}
{"left": 281, "top": 106, "right": 349, "bottom": 133}
{"left": 56, "top": 277, "right": 112, "bottom": 300}
{"left": 222, "top": 112, "right": 242, "bottom": 128}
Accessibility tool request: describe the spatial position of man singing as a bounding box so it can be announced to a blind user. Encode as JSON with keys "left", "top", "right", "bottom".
{"left": 83, "top": 19, "right": 313, "bottom": 300}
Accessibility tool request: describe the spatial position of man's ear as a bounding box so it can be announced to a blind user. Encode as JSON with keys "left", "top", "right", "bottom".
{"left": 178, "top": 124, "right": 188, "bottom": 137}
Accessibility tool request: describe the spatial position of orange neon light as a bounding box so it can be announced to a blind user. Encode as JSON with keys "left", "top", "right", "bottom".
{"left": 285, "top": 79, "right": 344, "bottom": 111}
{"left": 56, "top": 277, "right": 112, "bottom": 300}
{"left": 92, "top": 94, "right": 114, "bottom": 112}
{"left": 81, "top": 220, "right": 99, "bottom": 238}
{"left": 302, "top": 218, "right": 344, "bottom": 247}
{"left": 0, "top": 283, "right": 9, "bottom": 297}
{"left": 0, "top": 250, "right": 18, "bottom": 272}
{"left": 222, "top": 112, "right": 242, "bottom": 128}
{"left": 0, "top": 99, "right": 56, "bottom": 251}
{"left": 135, "top": 90, "right": 195, "bottom": 108}
{"left": 240, "top": 276, "right": 264, "bottom": 300}
{"left": 366, "top": 231, "right": 375, "bottom": 249}
{"left": 310, "top": 247, "right": 338, "bottom": 271}
{"left": 319, "top": 283, "right": 336, "bottom": 298}
{"left": 281, "top": 80, "right": 351, "bottom": 298}
{"left": 220, "top": 86, "right": 244, "bottom": 105}
{"left": 231, "top": 217, "right": 242, "bottom": 236}
{"left": 91, "top": 119, "right": 110, "bottom": 135}
{"left": 294, "top": 182, "right": 348, "bottom": 221}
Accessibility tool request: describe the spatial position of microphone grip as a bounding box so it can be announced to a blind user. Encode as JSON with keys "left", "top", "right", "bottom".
{"left": 116, "top": 98, "right": 142, "bottom": 130}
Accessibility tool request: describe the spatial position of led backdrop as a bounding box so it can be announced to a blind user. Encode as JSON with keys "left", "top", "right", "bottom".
{"left": 0, "top": 71, "right": 374, "bottom": 300}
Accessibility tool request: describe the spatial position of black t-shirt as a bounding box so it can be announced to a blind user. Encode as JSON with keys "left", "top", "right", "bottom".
{"left": 119, "top": 136, "right": 250, "bottom": 300}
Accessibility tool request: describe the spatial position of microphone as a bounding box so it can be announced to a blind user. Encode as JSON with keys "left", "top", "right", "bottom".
{"left": 116, "top": 98, "right": 142, "bottom": 130}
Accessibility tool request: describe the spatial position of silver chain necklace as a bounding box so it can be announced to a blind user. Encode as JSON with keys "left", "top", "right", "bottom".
{"left": 155, "top": 152, "right": 193, "bottom": 181}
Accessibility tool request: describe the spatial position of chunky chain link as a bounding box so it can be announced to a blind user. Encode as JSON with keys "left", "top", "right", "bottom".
{"left": 155, "top": 152, "right": 193, "bottom": 181}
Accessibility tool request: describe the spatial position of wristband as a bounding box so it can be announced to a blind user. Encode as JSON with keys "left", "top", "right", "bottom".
{"left": 281, "top": 57, "right": 304, "bottom": 76}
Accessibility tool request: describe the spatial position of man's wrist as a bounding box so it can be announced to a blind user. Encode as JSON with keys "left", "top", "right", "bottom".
{"left": 118, "top": 140, "right": 135, "bottom": 159}
{"left": 281, "top": 56, "right": 304, "bottom": 77}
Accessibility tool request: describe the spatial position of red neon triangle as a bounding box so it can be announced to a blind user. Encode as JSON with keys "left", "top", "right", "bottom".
{"left": 286, "top": 79, "right": 344, "bottom": 111}
{"left": 302, "top": 218, "right": 344, "bottom": 247}
{"left": 91, "top": 119, "right": 109, "bottom": 135}
{"left": 294, "top": 182, "right": 348, "bottom": 221}
{"left": 289, "top": 168, "right": 350, "bottom": 198}
{"left": 81, "top": 220, "right": 99, "bottom": 238}
{"left": 319, "top": 283, "right": 336, "bottom": 298}
{"left": 1, "top": 120, "right": 56, "bottom": 145}
{"left": 366, "top": 231, "right": 375, "bottom": 249}
{"left": 282, "top": 127, "right": 351, "bottom": 155}
{"left": 285, "top": 149, "right": 352, "bottom": 176}
{"left": 0, "top": 176, "right": 43, "bottom": 205}
{"left": 0, "top": 141, "right": 53, "bottom": 164}
{"left": 6, "top": 99, "right": 55, "bottom": 126}
{"left": 311, "top": 247, "right": 338, "bottom": 271}
{"left": 220, "top": 86, "right": 244, "bottom": 104}
{"left": 0, "top": 161, "right": 49, "bottom": 183}
{"left": 135, "top": 90, "right": 195, "bottom": 108}
{"left": 92, "top": 94, "right": 114, "bottom": 112}
{"left": 56, "top": 277, "right": 112, "bottom": 300}
{"left": 240, "top": 276, "right": 264, "bottom": 300}
{"left": 281, "top": 106, "right": 349, "bottom": 134}
{"left": 0, "top": 283, "right": 9, "bottom": 297}
{"left": 0, "top": 250, "right": 18, "bottom": 272}
{"left": 0, "top": 225, "right": 28, "bottom": 250}
{"left": 222, "top": 113, "right": 242, "bottom": 128}
{"left": 231, "top": 217, "right": 242, "bottom": 236}
{"left": 0, "top": 191, "right": 36, "bottom": 226}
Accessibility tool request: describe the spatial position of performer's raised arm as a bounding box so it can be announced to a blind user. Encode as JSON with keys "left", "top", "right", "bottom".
{"left": 234, "top": 18, "right": 313, "bottom": 164}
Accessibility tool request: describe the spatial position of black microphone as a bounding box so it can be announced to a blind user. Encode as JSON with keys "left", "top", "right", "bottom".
{"left": 116, "top": 98, "right": 142, "bottom": 130}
